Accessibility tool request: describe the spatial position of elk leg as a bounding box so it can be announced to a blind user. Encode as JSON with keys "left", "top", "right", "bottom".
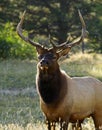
{"left": 76, "top": 120, "right": 82, "bottom": 130}
{"left": 92, "top": 113, "right": 102, "bottom": 130}
{"left": 46, "top": 120, "right": 51, "bottom": 130}
{"left": 72, "top": 123, "right": 76, "bottom": 130}
{"left": 71, "top": 121, "right": 82, "bottom": 130}
{"left": 59, "top": 119, "right": 63, "bottom": 130}
{"left": 52, "top": 122, "right": 56, "bottom": 130}
{"left": 48, "top": 122, "right": 51, "bottom": 130}
{"left": 60, "top": 122, "right": 68, "bottom": 130}
{"left": 62, "top": 121, "right": 68, "bottom": 130}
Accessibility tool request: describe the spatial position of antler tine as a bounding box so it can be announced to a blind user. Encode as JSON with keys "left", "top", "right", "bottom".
{"left": 53, "top": 41, "right": 69, "bottom": 50}
{"left": 68, "top": 10, "right": 88, "bottom": 48}
{"left": 78, "top": 10, "right": 86, "bottom": 30}
{"left": 78, "top": 9, "right": 88, "bottom": 39}
{"left": 49, "top": 37, "right": 69, "bottom": 51}
{"left": 49, "top": 34, "right": 56, "bottom": 49}
{"left": 16, "top": 11, "right": 42, "bottom": 49}
{"left": 50, "top": 10, "right": 87, "bottom": 51}
{"left": 53, "top": 10, "right": 88, "bottom": 51}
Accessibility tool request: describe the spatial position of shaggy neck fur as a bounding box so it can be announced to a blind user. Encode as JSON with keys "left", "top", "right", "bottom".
{"left": 37, "top": 66, "right": 63, "bottom": 104}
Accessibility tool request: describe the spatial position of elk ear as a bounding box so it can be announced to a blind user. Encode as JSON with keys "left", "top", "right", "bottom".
{"left": 36, "top": 47, "right": 44, "bottom": 54}
{"left": 57, "top": 47, "right": 71, "bottom": 57}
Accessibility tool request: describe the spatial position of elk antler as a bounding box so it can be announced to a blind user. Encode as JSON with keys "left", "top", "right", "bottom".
{"left": 67, "top": 10, "right": 88, "bottom": 48}
{"left": 16, "top": 11, "right": 43, "bottom": 49}
{"left": 50, "top": 10, "right": 88, "bottom": 53}
{"left": 17, "top": 10, "right": 88, "bottom": 55}
{"left": 49, "top": 35, "right": 69, "bottom": 51}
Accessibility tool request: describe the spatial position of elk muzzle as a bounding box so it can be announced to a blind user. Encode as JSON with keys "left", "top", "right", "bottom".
{"left": 39, "top": 58, "right": 49, "bottom": 70}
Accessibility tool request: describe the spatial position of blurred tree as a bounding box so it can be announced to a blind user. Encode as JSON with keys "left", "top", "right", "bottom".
{"left": 24, "top": 0, "right": 92, "bottom": 44}
{"left": 0, "top": 0, "right": 91, "bottom": 42}
{"left": 0, "top": 0, "right": 102, "bottom": 53}
{"left": 87, "top": 1, "right": 102, "bottom": 53}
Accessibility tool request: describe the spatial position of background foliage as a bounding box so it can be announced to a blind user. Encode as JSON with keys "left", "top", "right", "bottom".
{"left": 0, "top": 1, "right": 102, "bottom": 129}
{"left": 0, "top": 0, "right": 102, "bottom": 58}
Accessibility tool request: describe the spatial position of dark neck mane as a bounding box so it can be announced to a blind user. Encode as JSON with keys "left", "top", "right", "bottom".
{"left": 37, "top": 68, "right": 62, "bottom": 104}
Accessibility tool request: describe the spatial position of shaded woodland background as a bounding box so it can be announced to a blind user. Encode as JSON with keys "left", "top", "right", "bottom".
{"left": 0, "top": 1, "right": 102, "bottom": 129}
{"left": 0, "top": 0, "right": 102, "bottom": 59}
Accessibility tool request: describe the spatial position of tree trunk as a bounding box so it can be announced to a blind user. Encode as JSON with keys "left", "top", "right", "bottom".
{"left": 82, "top": 42, "right": 85, "bottom": 53}
{"left": 57, "top": 0, "right": 70, "bottom": 44}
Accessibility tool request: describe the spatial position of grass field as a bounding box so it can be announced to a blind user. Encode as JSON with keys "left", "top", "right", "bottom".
{"left": 0, "top": 53, "right": 102, "bottom": 130}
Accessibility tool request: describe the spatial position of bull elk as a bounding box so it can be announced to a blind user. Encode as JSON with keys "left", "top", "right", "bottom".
{"left": 17, "top": 10, "right": 102, "bottom": 130}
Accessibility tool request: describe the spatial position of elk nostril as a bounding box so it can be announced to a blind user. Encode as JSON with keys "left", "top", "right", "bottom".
{"left": 46, "top": 61, "right": 49, "bottom": 65}
{"left": 40, "top": 60, "right": 49, "bottom": 66}
{"left": 40, "top": 61, "right": 43, "bottom": 65}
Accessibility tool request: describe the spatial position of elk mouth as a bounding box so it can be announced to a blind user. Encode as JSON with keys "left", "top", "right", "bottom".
{"left": 39, "top": 59, "right": 49, "bottom": 71}
{"left": 39, "top": 65, "right": 49, "bottom": 75}
{"left": 40, "top": 65, "right": 48, "bottom": 70}
{"left": 38, "top": 62, "right": 48, "bottom": 70}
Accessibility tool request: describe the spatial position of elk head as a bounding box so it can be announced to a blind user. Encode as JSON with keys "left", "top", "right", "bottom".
{"left": 17, "top": 10, "right": 87, "bottom": 72}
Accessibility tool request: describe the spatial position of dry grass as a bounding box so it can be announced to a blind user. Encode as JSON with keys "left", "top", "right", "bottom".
{"left": 60, "top": 53, "right": 102, "bottom": 80}
{"left": 0, "top": 120, "right": 95, "bottom": 130}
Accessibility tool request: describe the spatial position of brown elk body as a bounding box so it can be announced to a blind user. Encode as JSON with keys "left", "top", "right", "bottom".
{"left": 17, "top": 10, "right": 102, "bottom": 130}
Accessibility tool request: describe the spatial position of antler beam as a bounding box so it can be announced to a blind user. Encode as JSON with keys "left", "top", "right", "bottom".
{"left": 67, "top": 10, "right": 88, "bottom": 48}
{"left": 50, "top": 10, "right": 88, "bottom": 52}
{"left": 16, "top": 11, "right": 43, "bottom": 49}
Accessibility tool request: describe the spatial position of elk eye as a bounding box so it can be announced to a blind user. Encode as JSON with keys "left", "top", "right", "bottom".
{"left": 48, "top": 53, "right": 56, "bottom": 59}
{"left": 38, "top": 55, "right": 43, "bottom": 59}
{"left": 48, "top": 54, "right": 57, "bottom": 60}
{"left": 53, "top": 55, "right": 57, "bottom": 59}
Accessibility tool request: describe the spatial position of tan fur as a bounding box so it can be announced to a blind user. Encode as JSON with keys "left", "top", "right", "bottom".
{"left": 39, "top": 70, "right": 102, "bottom": 129}
{"left": 16, "top": 10, "right": 101, "bottom": 129}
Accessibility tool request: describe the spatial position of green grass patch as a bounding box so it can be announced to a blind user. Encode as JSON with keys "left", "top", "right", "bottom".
{"left": 0, "top": 59, "right": 37, "bottom": 89}
{"left": 0, "top": 95, "right": 43, "bottom": 126}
